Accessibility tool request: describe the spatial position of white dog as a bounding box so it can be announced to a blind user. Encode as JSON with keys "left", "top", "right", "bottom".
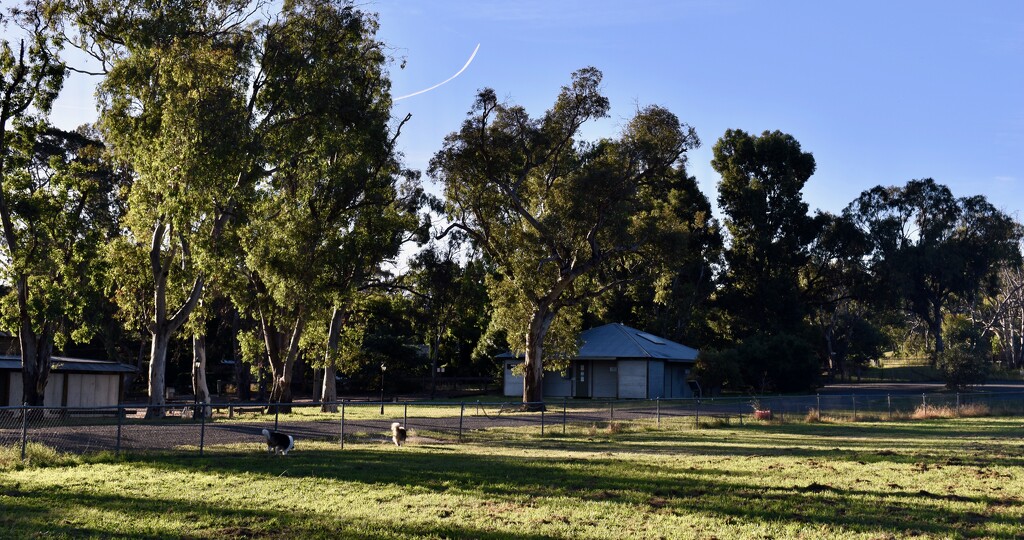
{"left": 261, "top": 428, "right": 295, "bottom": 455}
{"left": 391, "top": 422, "right": 407, "bottom": 446}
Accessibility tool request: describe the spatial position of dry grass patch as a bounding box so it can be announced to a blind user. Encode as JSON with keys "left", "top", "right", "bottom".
{"left": 912, "top": 403, "right": 991, "bottom": 419}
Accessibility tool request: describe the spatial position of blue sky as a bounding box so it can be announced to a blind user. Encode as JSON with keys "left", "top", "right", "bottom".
{"left": 42, "top": 1, "right": 1024, "bottom": 219}
{"left": 375, "top": 1, "right": 1024, "bottom": 220}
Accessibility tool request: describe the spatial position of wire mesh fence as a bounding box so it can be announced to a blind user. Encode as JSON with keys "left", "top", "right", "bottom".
{"left": 3, "top": 391, "right": 1024, "bottom": 459}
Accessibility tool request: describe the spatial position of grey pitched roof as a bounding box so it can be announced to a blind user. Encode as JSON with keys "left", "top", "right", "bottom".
{"left": 500, "top": 323, "right": 698, "bottom": 362}
{"left": 0, "top": 355, "right": 137, "bottom": 373}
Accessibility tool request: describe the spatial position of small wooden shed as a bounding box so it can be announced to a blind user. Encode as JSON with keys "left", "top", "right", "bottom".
{"left": 502, "top": 323, "right": 699, "bottom": 399}
{"left": 0, "top": 356, "right": 136, "bottom": 407}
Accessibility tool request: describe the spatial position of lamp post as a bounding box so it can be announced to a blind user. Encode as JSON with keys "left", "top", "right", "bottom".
{"left": 379, "top": 363, "right": 386, "bottom": 415}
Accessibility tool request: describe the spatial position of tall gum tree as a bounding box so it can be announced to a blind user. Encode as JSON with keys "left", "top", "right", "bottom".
{"left": 0, "top": 126, "right": 124, "bottom": 406}
{"left": 66, "top": 0, "right": 407, "bottom": 414}
{"left": 64, "top": 0, "right": 255, "bottom": 416}
{"left": 229, "top": 0, "right": 422, "bottom": 409}
{"left": 430, "top": 68, "right": 702, "bottom": 407}
{"left": 0, "top": 3, "right": 73, "bottom": 406}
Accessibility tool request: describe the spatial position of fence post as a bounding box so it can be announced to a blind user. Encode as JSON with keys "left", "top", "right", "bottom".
{"left": 610, "top": 401, "right": 614, "bottom": 420}
{"left": 404, "top": 403, "right": 408, "bottom": 430}
{"left": 199, "top": 404, "right": 206, "bottom": 457}
{"left": 816, "top": 394, "right": 821, "bottom": 421}
{"left": 20, "top": 402, "right": 28, "bottom": 461}
{"left": 956, "top": 392, "right": 960, "bottom": 416}
{"left": 116, "top": 404, "right": 124, "bottom": 455}
{"left": 562, "top": 398, "right": 567, "bottom": 435}
{"left": 656, "top": 398, "right": 661, "bottom": 428}
{"left": 695, "top": 398, "right": 700, "bottom": 429}
{"left": 852, "top": 394, "right": 857, "bottom": 421}
{"left": 922, "top": 393, "right": 927, "bottom": 414}
{"left": 887, "top": 394, "right": 892, "bottom": 420}
{"left": 228, "top": 404, "right": 234, "bottom": 419}
{"left": 458, "top": 402, "right": 466, "bottom": 442}
{"left": 541, "top": 408, "right": 545, "bottom": 436}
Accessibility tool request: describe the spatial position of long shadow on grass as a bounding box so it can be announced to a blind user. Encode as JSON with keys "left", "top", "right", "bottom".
{"left": 110, "top": 446, "right": 1024, "bottom": 539}
{"left": 0, "top": 483, "right": 564, "bottom": 539}
{"left": 476, "top": 421, "right": 1024, "bottom": 468}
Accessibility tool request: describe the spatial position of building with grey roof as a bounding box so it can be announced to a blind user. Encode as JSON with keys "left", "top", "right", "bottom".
{"left": 501, "top": 323, "right": 699, "bottom": 399}
{"left": 0, "top": 356, "right": 136, "bottom": 407}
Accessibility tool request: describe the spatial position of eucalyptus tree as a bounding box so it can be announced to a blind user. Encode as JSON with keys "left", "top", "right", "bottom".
{"left": 846, "top": 179, "right": 1022, "bottom": 361}
{"left": 0, "top": 3, "right": 84, "bottom": 406}
{"left": 800, "top": 212, "right": 878, "bottom": 378}
{"left": 229, "top": 0, "right": 423, "bottom": 408}
{"left": 592, "top": 172, "right": 721, "bottom": 346}
{"left": 0, "top": 125, "right": 126, "bottom": 405}
{"left": 430, "top": 68, "right": 703, "bottom": 406}
{"left": 989, "top": 264, "right": 1024, "bottom": 368}
{"left": 64, "top": 0, "right": 412, "bottom": 413}
{"left": 62, "top": 0, "right": 256, "bottom": 415}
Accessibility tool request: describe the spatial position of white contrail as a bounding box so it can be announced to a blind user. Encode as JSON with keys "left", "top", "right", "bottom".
{"left": 394, "top": 43, "right": 480, "bottom": 101}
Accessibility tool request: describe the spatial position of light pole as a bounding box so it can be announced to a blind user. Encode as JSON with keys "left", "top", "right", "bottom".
{"left": 379, "top": 363, "right": 386, "bottom": 415}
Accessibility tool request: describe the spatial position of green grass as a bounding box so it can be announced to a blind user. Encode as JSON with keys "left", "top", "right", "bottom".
{"left": 3, "top": 418, "right": 1024, "bottom": 539}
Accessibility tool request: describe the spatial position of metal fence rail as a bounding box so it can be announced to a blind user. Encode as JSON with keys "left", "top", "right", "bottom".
{"left": 3, "top": 391, "right": 1024, "bottom": 459}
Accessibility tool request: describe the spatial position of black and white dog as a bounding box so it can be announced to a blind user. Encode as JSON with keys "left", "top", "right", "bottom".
{"left": 391, "top": 422, "right": 407, "bottom": 446}
{"left": 261, "top": 428, "right": 295, "bottom": 455}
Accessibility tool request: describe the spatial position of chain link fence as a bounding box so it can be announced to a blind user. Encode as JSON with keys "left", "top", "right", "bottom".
{"left": 3, "top": 391, "right": 1024, "bottom": 459}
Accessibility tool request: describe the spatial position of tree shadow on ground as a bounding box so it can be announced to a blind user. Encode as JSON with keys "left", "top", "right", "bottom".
{"left": 92, "top": 440, "right": 1024, "bottom": 539}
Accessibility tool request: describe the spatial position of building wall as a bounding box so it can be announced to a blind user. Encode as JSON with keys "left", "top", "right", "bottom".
{"left": 67, "top": 374, "right": 119, "bottom": 407}
{"left": 647, "top": 361, "right": 665, "bottom": 399}
{"left": 503, "top": 358, "right": 695, "bottom": 400}
{"left": 664, "top": 364, "right": 691, "bottom": 398}
{"left": 543, "top": 369, "right": 572, "bottom": 397}
{"left": 503, "top": 361, "right": 524, "bottom": 397}
{"left": 617, "top": 360, "right": 647, "bottom": 399}
{"left": 6, "top": 372, "right": 120, "bottom": 407}
{"left": 6, "top": 372, "right": 65, "bottom": 406}
{"left": 591, "top": 361, "right": 617, "bottom": 398}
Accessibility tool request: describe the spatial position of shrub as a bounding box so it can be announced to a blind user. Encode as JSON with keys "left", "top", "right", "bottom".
{"left": 937, "top": 345, "right": 990, "bottom": 391}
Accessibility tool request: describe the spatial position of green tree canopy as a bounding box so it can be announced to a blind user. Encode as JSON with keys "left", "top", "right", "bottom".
{"left": 846, "top": 178, "right": 1023, "bottom": 361}
{"left": 0, "top": 2, "right": 74, "bottom": 405}
{"left": 430, "top": 68, "right": 704, "bottom": 406}
{"left": 712, "top": 128, "right": 818, "bottom": 339}
{"left": 226, "top": 0, "right": 423, "bottom": 409}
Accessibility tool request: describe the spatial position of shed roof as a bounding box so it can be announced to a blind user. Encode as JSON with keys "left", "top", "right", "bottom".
{"left": 0, "top": 355, "right": 137, "bottom": 373}
{"left": 500, "top": 323, "right": 699, "bottom": 362}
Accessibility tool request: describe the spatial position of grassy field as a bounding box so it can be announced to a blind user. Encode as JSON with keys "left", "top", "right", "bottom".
{"left": 2, "top": 417, "right": 1023, "bottom": 539}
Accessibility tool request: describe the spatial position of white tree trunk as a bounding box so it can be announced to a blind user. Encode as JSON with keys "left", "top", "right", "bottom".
{"left": 320, "top": 307, "right": 343, "bottom": 412}
{"left": 147, "top": 331, "right": 171, "bottom": 418}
